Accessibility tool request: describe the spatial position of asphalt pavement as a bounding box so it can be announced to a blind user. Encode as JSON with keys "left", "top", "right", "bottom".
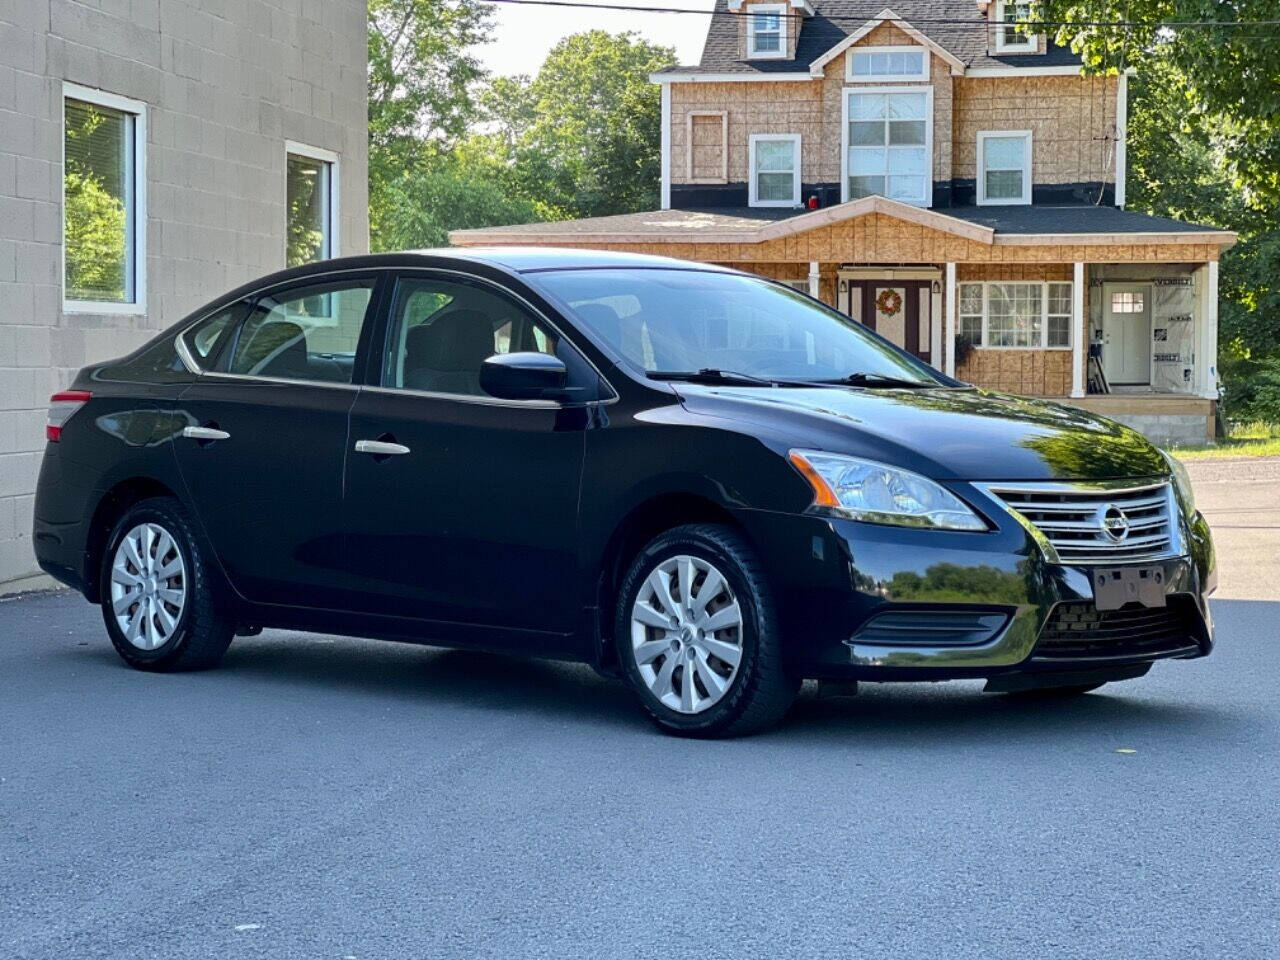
{"left": 2, "top": 463, "right": 1277, "bottom": 959}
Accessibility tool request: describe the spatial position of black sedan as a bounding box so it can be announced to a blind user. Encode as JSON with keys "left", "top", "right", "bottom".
{"left": 33, "top": 249, "right": 1215, "bottom": 736}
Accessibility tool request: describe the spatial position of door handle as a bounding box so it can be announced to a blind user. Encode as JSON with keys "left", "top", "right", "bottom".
{"left": 354, "top": 439, "right": 410, "bottom": 457}
{"left": 182, "top": 425, "right": 231, "bottom": 441}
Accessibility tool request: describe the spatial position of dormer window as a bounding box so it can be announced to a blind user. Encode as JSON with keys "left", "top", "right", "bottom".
{"left": 995, "top": 0, "right": 1037, "bottom": 53}
{"left": 747, "top": 4, "right": 786, "bottom": 58}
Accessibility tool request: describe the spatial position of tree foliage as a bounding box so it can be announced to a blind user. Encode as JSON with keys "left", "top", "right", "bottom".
{"left": 367, "top": 17, "right": 673, "bottom": 252}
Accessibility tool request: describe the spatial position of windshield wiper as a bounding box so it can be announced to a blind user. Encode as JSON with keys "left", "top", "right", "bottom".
{"left": 648, "top": 368, "right": 806, "bottom": 387}
{"left": 815, "top": 372, "right": 938, "bottom": 389}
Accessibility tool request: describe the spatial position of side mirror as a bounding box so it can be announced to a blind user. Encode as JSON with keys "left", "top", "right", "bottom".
{"left": 480, "top": 351, "right": 568, "bottom": 401}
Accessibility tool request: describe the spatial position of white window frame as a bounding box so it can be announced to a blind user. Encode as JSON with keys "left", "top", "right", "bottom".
{"left": 994, "top": 0, "right": 1038, "bottom": 53}
{"left": 746, "top": 4, "right": 787, "bottom": 60}
{"left": 845, "top": 45, "right": 930, "bottom": 83}
{"left": 748, "top": 133, "right": 801, "bottom": 208}
{"left": 840, "top": 85, "right": 934, "bottom": 207}
{"left": 285, "top": 140, "right": 341, "bottom": 263}
{"left": 61, "top": 82, "right": 147, "bottom": 316}
{"left": 977, "top": 130, "right": 1032, "bottom": 206}
{"left": 956, "top": 280, "right": 1074, "bottom": 350}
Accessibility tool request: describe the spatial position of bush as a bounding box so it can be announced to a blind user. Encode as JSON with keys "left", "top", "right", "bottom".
{"left": 1221, "top": 354, "right": 1280, "bottom": 427}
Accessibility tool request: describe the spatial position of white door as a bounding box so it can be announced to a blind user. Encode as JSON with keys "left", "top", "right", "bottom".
{"left": 1103, "top": 284, "right": 1152, "bottom": 385}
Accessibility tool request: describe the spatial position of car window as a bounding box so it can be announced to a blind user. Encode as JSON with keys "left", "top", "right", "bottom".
{"left": 182, "top": 302, "right": 246, "bottom": 366}
{"left": 383, "top": 276, "right": 559, "bottom": 396}
{"left": 226, "top": 279, "right": 375, "bottom": 383}
{"left": 531, "top": 268, "right": 944, "bottom": 384}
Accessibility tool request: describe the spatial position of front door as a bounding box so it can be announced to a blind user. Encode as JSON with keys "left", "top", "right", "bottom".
{"left": 342, "top": 271, "right": 590, "bottom": 646}
{"left": 842, "top": 279, "right": 932, "bottom": 365}
{"left": 1103, "top": 284, "right": 1152, "bottom": 385}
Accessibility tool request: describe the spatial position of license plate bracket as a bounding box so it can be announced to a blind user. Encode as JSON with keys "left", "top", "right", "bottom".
{"left": 1092, "top": 566, "right": 1167, "bottom": 611}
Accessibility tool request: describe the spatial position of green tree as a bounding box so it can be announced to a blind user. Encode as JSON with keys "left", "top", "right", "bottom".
{"left": 502, "top": 31, "right": 675, "bottom": 218}
{"left": 367, "top": 0, "right": 495, "bottom": 250}
{"left": 64, "top": 105, "right": 127, "bottom": 301}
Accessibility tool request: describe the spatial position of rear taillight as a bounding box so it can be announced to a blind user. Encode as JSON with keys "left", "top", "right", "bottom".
{"left": 46, "top": 391, "right": 92, "bottom": 442}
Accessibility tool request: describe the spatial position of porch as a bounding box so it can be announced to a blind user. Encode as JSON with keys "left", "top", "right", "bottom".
{"left": 450, "top": 197, "right": 1236, "bottom": 443}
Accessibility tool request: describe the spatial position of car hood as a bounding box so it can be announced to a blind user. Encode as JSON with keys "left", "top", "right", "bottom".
{"left": 672, "top": 384, "right": 1170, "bottom": 482}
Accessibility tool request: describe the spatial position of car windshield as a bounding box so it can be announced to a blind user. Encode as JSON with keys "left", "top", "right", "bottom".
{"left": 530, "top": 268, "right": 946, "bottom": 386}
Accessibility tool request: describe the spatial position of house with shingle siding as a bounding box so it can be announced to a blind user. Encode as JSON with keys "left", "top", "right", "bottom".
{"left": 453, "top": 0, "right": 1235, "bottom": 444}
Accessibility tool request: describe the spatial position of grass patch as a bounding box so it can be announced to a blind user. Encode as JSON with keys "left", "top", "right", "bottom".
{"left": 1170, "top": 420, "right": 1280, "bottom": 460}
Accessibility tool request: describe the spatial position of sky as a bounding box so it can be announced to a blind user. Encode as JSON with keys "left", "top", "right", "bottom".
{"left": 473, "top": 0, "right": 718, "bottom": 77}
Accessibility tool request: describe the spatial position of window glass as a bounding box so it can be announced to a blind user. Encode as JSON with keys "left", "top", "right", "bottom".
{"left": 1047, "top": 282, "right": 1073, "bottom": 347}
{"left": 848, "top": 92, "right": 928, "bottom": 203}
{"left": 227, "top": 279, "right": 373, "bottom": 383}
{"left": 753, "top": 137, "right": 797, "bottom": 204}
{"left": 988, "top": 283, "right": 1043, "bottom": 347}
{"left": 959, "top": 283, "right": 984, "bottom": 345}
{"left": 533, "top": 269, "right": 944, "bottom": 385}
{"left": 999, "top": 0, "right": 1035, "bottom": 48}
{"left": 185, "top": 303, "right": 246, "bottom": 364}
{"left": 750, "top": 8, "right": 782, "bottom": 53}
{"left": 64, "top": 97, "right": 137, "bottom": 304}
{"left": 384, "top": 277, "right": 561, "bottom": 396}
{"left": 286, "top": 153, "right": 333, "bottom": 267}
{"left": 850, "top": 49, "right": 925, "bottom": 78}
{"left": 982, "top": 135, "right": 1029, "bottom": 202}
{"left": 1111, "top": 291, "right": 1145, "bottom": 313}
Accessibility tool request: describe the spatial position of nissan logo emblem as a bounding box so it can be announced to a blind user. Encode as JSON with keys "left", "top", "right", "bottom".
{"left": 1101, "top": 505, "right": 1130, "bottom": 542}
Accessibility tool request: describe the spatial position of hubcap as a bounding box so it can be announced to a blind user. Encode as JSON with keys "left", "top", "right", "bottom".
{"left": 630, "top": 554, "right": 744, "bottom": 715}
{"left": 110, "top": 522, "right": 187, "bottom": 650}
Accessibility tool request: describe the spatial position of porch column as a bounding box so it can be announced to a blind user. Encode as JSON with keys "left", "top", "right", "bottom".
{"left": 659, "top": 82, "right": 671, "bottom": 210}
{"left": 1071, "top": 262, "right": 1086, "bottom": 398}
{"left": 808, "top": 261, "right": 820, "bottom": 298}
{"left": 1199, "top": 260, "right": 1220, "bottom": 399}
{"left": 944, "top": 262, "right": 957, "bottom": 377}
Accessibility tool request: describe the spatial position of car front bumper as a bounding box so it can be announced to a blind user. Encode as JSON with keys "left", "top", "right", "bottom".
{"left": 737, "top": 499, "right": 1215, "bottom": 682}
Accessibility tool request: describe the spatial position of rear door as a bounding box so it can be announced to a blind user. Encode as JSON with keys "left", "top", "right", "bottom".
{"left": 172, "top": 271, "right": 384, "bottom": 607}
{"left": 342, "top": 269, "right": 595, "bottom": 646}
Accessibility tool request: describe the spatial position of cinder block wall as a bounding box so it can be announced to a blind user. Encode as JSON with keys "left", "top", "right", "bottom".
{"left": 0, "top": 0, "right": 369, "bottom": 588}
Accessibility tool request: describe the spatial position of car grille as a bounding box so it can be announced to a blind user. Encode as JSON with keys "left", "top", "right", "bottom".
{"left": 985, "top": 481, "right": 1178, "bottom": 564}
{"left": 1032, "top": 597, "right": 1203, "bottom": 662}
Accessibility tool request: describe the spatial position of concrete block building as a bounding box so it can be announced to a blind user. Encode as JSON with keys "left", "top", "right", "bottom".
{"left": 0, "top": 0, "right": 370, "bottom": 590}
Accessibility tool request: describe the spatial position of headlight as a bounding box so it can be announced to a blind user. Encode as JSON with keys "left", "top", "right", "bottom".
{"left": 1161, "top": 449, "right": 1196, "bottom": 513}
{"left": 788, "top": 450, "right": 987, "bottom": 531}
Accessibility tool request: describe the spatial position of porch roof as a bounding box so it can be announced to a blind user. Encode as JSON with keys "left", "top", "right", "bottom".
{"left": 448, "top": 197, "right": 1237, "bottom": 249}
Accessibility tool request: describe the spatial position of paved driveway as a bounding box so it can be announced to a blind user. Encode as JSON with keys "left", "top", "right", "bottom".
{"left": 2, "top": 464, "right": 1278, "bottom": 959}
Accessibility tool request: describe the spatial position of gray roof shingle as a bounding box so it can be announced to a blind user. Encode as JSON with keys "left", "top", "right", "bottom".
{"left": 655, "top": 0, "right": 1082, "bottom": 75}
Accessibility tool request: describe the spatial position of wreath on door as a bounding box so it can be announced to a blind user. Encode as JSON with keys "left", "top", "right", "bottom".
{"left": 875, "top": 288, "right": 903, "bottom": 317}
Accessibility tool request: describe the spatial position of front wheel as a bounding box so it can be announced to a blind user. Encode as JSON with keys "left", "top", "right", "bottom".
{"left": 615, "top": 524, "right": 798, "bottom": 737}
{"left": 100, "top": 497, "right": 235, "bottom": 671}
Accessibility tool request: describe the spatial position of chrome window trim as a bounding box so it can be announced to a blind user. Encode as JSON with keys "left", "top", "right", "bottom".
{"left": 174, "top": 266, "right": 384, "bottom": 378}
{"left": 973, "top": 476, "right": 1185, "bottom": 566}
{"left": 359, "top": 383, "right": 561, "bottom": 409}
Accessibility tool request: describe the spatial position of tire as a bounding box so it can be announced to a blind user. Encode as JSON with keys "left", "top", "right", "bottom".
{"left": 615, "top": 523, "right": 798, "bottom": 737}
{"left": 1003, "top": 682, "right": 1106, "bottom": 699}
{"left": 99, "top": 496, "right": 235, "bottom": 672}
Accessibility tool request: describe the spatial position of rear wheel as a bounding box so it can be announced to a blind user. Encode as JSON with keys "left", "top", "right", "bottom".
{"left": 615, "top": 524, "right": 798, "bottom": 737}
{"left": 100, "top": 497, "right": 234, "bottom": 671}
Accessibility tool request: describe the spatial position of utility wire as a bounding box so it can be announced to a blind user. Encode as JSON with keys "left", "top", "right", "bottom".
{"left": 482, "top": 0, "right": 1280, "bottom": 31}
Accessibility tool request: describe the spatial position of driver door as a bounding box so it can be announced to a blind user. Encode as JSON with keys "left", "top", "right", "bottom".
{"left": 342, "top": 271, "right": 591, "bottom": 646}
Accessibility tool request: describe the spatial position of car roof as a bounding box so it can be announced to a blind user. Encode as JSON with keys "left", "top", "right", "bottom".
{"left": 179, "top": 248, "right": 740, "bottom": 329}
{"left": 407, "top": 246, "right": 734, "bottom": 274}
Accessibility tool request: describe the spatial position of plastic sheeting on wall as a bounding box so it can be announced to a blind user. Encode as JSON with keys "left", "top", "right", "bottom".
{"left": 1150, "top": 277, "right": 1196, "bottom": 393}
